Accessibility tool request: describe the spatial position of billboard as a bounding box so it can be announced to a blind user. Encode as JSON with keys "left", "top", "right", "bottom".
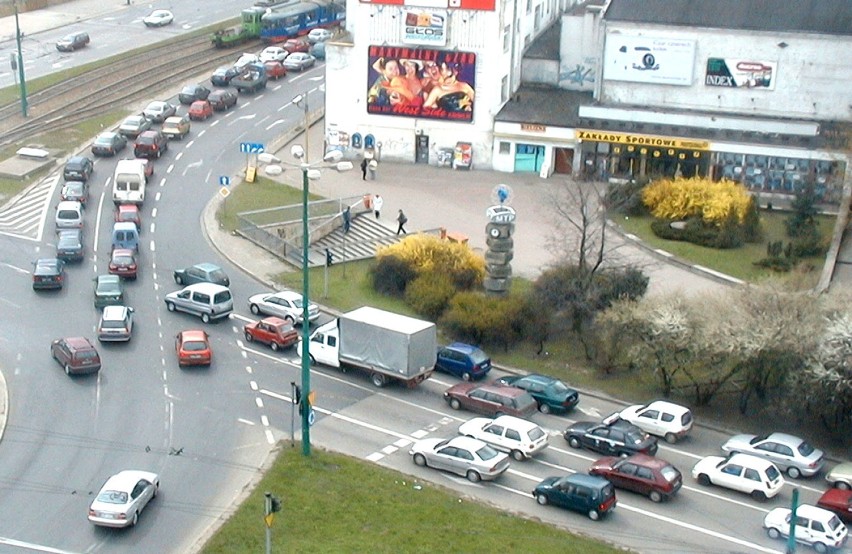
{"left": 359, "top": 0, "right": 495, "bottom": 11}
{"left": 705, "top": 58, "right": 777, "bottom": 90}
{"left": 402, "top": 10, "right": 447, "bottom": 46}
{"left": 366, "top": 45, "right": 476, "bottom": 122}
{"left": 603, "top": 35, "right": 696, "bottom": 86}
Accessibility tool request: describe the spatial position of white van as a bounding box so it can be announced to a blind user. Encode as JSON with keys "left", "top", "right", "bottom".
{"left": 112, "top": 159, "right": 147, "bottom": 205}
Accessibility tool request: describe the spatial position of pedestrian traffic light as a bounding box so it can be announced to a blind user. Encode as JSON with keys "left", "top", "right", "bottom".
{"left": 293, "top": 384, "right": 301, "bottom": 405}
{"left": 325, "top": 248, "right": 333, "bottom": 267}
{"left": 270, "top": 495, "right": 282, "bottom": 513}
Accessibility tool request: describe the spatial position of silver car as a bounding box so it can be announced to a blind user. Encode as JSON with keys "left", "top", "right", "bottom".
{"left": 248, "top": 290, "right": 319, "bottom": 325}
{"left": 97, "top": 305, "right": 134, "bottom": 342}
{"left": 826, "top": 462, "right": 852, "bottom": 490}
{"left": 88, "top": 470, "right": 159, "bottom": 527}
{"left": 409, "top": 435, "right": 510, "bottom": 482}
{"left": 721, "top": 432, "right": 825, "bottom": 478}
{"left": 283, "top": 52, "right": 316, "bottom": 71}
{"left": 142, "top": 101, "right": 177, "bottom": 123}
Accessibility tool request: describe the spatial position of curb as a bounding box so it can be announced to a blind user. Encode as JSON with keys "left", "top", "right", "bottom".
{"left": 0, "top": 366, "right": 7, "bottom": 444}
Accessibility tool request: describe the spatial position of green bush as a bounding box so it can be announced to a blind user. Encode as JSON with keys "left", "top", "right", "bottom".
{"left": 441, "top": 292, "right": 527, "bottom": 349}
{"left": 650, "top": 217, "right": 743, "bottom": 249}
{"left": 370, "top": 255, "right": 417, "bottom": 296}
{"left": 404, "top": 272, "right": 456, "bottom": 321}
{"left": 741, "top": 197, "right": 764, "bottom": 243}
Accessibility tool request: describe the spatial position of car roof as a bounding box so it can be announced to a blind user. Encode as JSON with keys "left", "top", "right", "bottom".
{"left": 473, "top": 384, "right": 526, "bottom": 397}
{"left": 36, "top": 257, "right": 61, "bottom": 266}
{"left": 58, "top": 229, "right": 82, "bottom": 237}
{"left": 792, "top": 504, "right": 838, "bottom": 520}
{"left": 763, "top": 432, "right": 806, "bottom": 446}
{"left": 623, "top": 453, "right": 671, "bottom": 469}
{"left": 180, "top": 329, "right": 208, "bottom": 341}
{"left": 448, "top": 435, "right": 489, "bottom": 450}
{"left": 63, "top": 336, "right": 95, "bottom": 349}
{"left": 112, "top": 248, "right": 134, "bottom": 256}
{"left": 445, "top": 342, "right": 482, "bottom": 354}
{"left": 261, "top": 316, "right": 290, "bottom": 327}
{"left": 194, "top": 262, "right": 221, "bottom": 272}
{"left": 117, "top": 203, "right": 139, "bottom": 212}
{"left": 183, "top": 282, "right": 229, "bottom": 293}
{"left": 113, "top": 221, "right": 138, "bottom": 231}
{"left": 67, "top": 155, "right": 89, "bottom": 164}
{"left": 727, "top": 452, "right": 780, "bottom": 470}
{"left": 102, "top": 470, "right": 157, "bottom": 491}
{"left": 645, "top": 400, "right": 691, "bottom": 415}
{"left": 102, "top": 305, "right": 129, "bottom": 319}
{"left": 491, "top": 415, "right": 540, "bottom": 431}
{"left": 97, "top": 274, "right": 121, "bottom": 284}
{"left": 56, "top": 200, "right": 82, "bottom": 209}
{"left": 566, "top": 473, "right": 611, "bottom": 488}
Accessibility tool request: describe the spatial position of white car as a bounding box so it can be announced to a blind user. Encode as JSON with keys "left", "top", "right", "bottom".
{"left": 458, "top": 415, "right": 548, "bottom": 461}
{"left": 764, "top": 504, "right": 847, "bottom": 553}
{"left": 692, "top": 452, "right": 784, "bottom": 501}
{"left": 307, "top": 28, "right": 333, "bottom": 43}
{"left": 283, "top": 52, "right": 316, "bottom": 71}
{"left": 88, "top": 470, "right": 159, "bottom": 527}
{"left": 612, "top": 400, "right": 693, "bottom": 444}
{"left": 409, "top": 435, "right": 510, "bottom": 482}
{"left": 235, "top": 53, "right": 260, "bottom": 69}
{"left": 143, "top": 10, "right": 173, "bottom": 27}
{"left": 97, "top": 305, "right": 134, "bottom": 342}
{"left": 248, "top": 290, "right": 319, "bottom": 325}
{"left": 259, "top": 46, "right": 288, "bottom": 63}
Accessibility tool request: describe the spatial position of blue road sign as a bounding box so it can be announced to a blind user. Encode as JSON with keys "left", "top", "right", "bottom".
{"left": 219, "top": 176, "right": 230, "bottom": 186}
{"left": 239, "top": 142, "right": 265, "bottom": 154}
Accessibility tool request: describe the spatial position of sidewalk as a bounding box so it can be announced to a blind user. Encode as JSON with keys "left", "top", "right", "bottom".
{"left": 0, "top": 0, "right": 124, "bottom": 42}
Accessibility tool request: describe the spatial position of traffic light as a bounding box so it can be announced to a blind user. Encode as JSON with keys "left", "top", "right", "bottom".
{"left": 293, "top": 384, "right": 302, "bottom": 405}
{"left": 270, "top": 495, "right": 282, "bottom": 513}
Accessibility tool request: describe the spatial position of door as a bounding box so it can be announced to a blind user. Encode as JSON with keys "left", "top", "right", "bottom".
{"left": 311, "top": 329, "right": 339, "bottom": 367}
{"left": 554, "top": 148, "right": 574, "bottom": 174}
{"left": 514, "top": 144, "right": 545, "bottom": 173}
{"left": 415, "top": 134, "right": 429, "bottom": 164}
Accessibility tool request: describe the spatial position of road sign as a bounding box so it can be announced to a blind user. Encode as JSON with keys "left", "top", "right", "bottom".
{"left": 308, "top": 409, "right": 316, "bottom": 426}
{"left": 219, "top": 187, "right": 230, "bottom": 198}
{"left": 246, "top": 166, "right": 257, "bottom": 183}
{"left": 264, "top": 513, "right": 274, "bottom": 528}
{"left": 239, "top": 142, "right": 265, "bottom": 154}
{"left": 219, "top": 176, "right": 230, "bottom": 186}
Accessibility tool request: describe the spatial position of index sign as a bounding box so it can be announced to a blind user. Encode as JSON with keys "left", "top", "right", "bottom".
{"left": 240, "top": 142, "right": 265, "bottom": 153}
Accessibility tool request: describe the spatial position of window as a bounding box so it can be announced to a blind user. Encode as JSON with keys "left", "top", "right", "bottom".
{"left": 618, "top": 463, "right": 637, "bottom": 476}
{"left": 327, "top": 335, "right": 337, "bottom": 347}
{"left": 775, "top": 444, "right": 793, "bottom": 457}
{"left": 811, "top": 521, "right": 824, "bottom": 533}
{"left": 456, "top": 449, "right": 474, "bottom": 461}
{"left": 636, "top": 467, "right": 654, "bottom": 480}
{"left": 744, "top": 468, "right": 761, "bottom": 482}
{"left": 503, "top": 25, "right": 510, "bottom": 52}
{"left": 639, "top": 410, "right": 659, "bottom": 420}
{"left": 499, "top": 141, "right": 510, "bottom": 155}
{"left": 721, "top": 464, "right": 742, "bottom": 476}
{"left": 194, "top": 292, "right": 211, "bottom": 304}
{"left": 661, "top": 413, "right": 675, "bottom": 422}
{"left": 486, "top": 425, "right": 503, "bottom": 436}
{"left": 526, "top": 0, "right": 531, "bottom": 13}
{"left": 505, "top": 429, "right": 521, "bottom": 441}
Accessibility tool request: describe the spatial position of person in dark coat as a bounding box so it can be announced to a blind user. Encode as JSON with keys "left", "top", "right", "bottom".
{"left": 360, "top": 158, "right": 368, "bottom": 180}
{"left": 396, "top": 209, "right": 408, "bottom": 235}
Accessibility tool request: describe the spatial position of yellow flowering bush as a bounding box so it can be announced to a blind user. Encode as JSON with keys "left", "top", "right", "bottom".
{"left": 642, "top": 177, "right": 753, "bottom": 225}
{"left": 376, "top": 234, "right": 485, "bottom": 289}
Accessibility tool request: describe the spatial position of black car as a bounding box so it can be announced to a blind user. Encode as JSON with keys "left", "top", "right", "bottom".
{"left": 564, "top": 419, "right": 658, "bottom": 457}
{"left": 178, "top": 84, "right": 211, "bottom": 105}
{"left": 56, "top": 229, "right": 84, "bottom": 262}
{"left": 63, "top": 156, "right": 94, "bottom": 182}
{"left": 56, "top": 31, "right": 89, "bottom": 52}
{"left": 211, "top": 65, "right": 241, "bottom": 86}
{"left": 208, "top": 89, "right": 238, "bottom": 111}
{"left": 495, "top": 374, "right": 580, "bottom": 414}
{"left": 91, "top": 132, "right": 127, "bottom": 157}
{"left": 532, "top": 474, "right": 617, "bottom": 521}
{"left": 173, "top": 262, "right": 230, "bottom": 287}
{"left": 134, "top": 131, "right": 169, "bottom": 159}
{"left": 32, "top": 258, "right": 66, "bottom": 290}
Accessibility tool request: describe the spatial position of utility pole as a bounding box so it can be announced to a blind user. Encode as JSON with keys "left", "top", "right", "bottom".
{"left": 13, "top": 2, "right": 28, "bottom": 117}
{"left": 264, "top": 492, "right": 282, "bottom": 554}
{"left": 786, "top": 488, "right": 799, "bottom": 554}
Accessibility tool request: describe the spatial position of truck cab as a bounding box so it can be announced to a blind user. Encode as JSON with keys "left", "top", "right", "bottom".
{"left": 300, "top": 321, "right": 340, "bottom": 367}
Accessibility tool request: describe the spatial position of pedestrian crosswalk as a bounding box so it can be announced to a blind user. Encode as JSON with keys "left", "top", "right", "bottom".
{"left": 0, "top": 174, "right": 58, "bottom": 241}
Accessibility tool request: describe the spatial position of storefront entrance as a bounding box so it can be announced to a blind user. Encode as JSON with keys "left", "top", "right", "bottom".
{"left": 515, "top": 144, "right": 545, "bottom": 173}
{"left": 554, "top": 148, "right": 574, "bottom": 174}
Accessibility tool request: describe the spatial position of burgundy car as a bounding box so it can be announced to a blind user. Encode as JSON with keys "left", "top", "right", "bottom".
{"left": 264, "top": 61, "right": 288, "bottom": 80}
{"left": 589, "top": 453, "right": 682, "bottom": 503}
{"left": 188, "top": 100, "right": 213, "bottom": 121}
{"left": 443, "top": 383, "right": 537, "bottom": 418}
{"left": 109, "top": 248, "right": 138, "bottom": 279}
{"left": 283, "top": 37, "right": 310, "bottom": 53}
{"left": 244, "top": 316, "right": 298, "bottom": 351}
{"left": 817, "top": 488, "right": 852, "bottom": 523}
{"left": 134, "top": 130, "right": 168, "bottom": 159}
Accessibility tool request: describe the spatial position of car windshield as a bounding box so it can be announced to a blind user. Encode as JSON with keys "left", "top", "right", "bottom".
{"left": 527, "top": 427, "right": 545, "bottom": 441}
{"left": 797, "top": 441, "right": 815, "bottom": 456}
{"left": 749, "top": 434, "right": 769, "bottom": 445}
{"left": 660, "top": 465, "right": 680, "bottom": 482}
{"left": 765, "top": 465, "right": 780, "bottom": 480}
{"left": 96, "top": 490, "right": 128, "bottom": 504}
{"left": 475, "top": 444, "right": 500, "bottom": 461}
{"left": 827, "top": 515, "right": 843, "bottom": 531}
{"left": 183, "top": 340, "right": 208, "bottom": 352}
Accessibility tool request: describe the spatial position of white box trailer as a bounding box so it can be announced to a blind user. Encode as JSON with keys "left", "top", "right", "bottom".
{"left": 300, "top": 306, "right": 436, "bottom": 387}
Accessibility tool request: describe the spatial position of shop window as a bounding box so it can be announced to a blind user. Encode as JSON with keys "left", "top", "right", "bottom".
{"left": 499, "top": 141, "right": 510, "bottom": 154}
{"left": 526, "top": 0, "right": 531, "bottom": 13}
{"left": 364, "top": 134, "right": 375, "bottom": 149}
{"left": 503, "top": 25, "right": 510, "bottom": 52}
{"left": 352, "top": 133, "right": 362, "bottom": 149}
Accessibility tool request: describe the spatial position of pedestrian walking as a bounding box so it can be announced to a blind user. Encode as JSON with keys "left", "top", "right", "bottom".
{"left": 343, "top": 206, "right": 351, "bottom": 233}
{"left": 396, "top": 209, "right": 408, "bottom": 235}
{"left": 373, "top": 194, "right": 383, "bottom": 219}
{"left": 360, "top": 158, "right": 368, "bottom": 181}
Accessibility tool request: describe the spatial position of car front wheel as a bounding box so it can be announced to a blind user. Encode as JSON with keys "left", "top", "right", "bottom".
{"left": 588, "top": 509, "right": 600, "bottom": 521}
{"left": 511, "top": 450, "right": 525, "bottom": 462}
{"left": 201, "top": 313, "right": 211, "bottom": 324}
{"left": 166, "top": 301, "right": 175, "bottom": 312}
{"left": 413, "top": 453, "right": 426, "bottom": 467}
{"left": 65, "top": 364, "right": 72, "bottom": 376}
{"left": 449, "top": 398, "right": 461, "bottom": 410}
{"left": 175, "top": 275, "right": 183, "bottom": 285}
{"left": 664, "top": 433, "right": 678, "bottom": 444}
{"left": 271, "top": 342, "right": 280, "bottom": 352}
{"left": 814, "top": 542, "right": 828, "bottom": 554}
{"left": 697, "top": 473, "right": 711, "bottom": 486}
{"left": 751, "top": 490, "right": 767, "bottom": 501}
{"left": 649, "top": 490, "right": 663, "bottom": 503}
{"left": 767, "top": 528, "right": 781, "bottom": 540}
{"left": 567, "top": 436, "right": 581, "bottom": 449}
{"left": 539, "top": 403, "right": 551, "bottom": 414}
{"left": 462, "top": 372, "right": 472, "bottom": 381}
{"left": 245, "top": 332, "right": 253, "bottom": 342}
{"left": 535, "top": 493, "right": 548, "bottom": 505}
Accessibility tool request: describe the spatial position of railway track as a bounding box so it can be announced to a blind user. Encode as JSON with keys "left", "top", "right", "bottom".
{"left": 0, "top": 35, "right": 263, "bottom": 146}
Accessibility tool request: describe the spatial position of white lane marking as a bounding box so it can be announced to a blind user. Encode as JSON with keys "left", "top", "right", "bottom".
{"left": 151, "top": 207, "right": 157, "bottom": 218}
{"left": 238, "top": 418, "right": 255, "bottom": 425}
{"left": 0, "top": 537, "right": 79, "bottom": 553}
{"left": 0, "top": 262, "right": 28, "bottom": 274}
{"left": 168, "top": 162, "right": 175, "bottom": 172}
{"left": 149, "top": 240, "right": 155, "bottom": 252}
{"left": 149, "top": 223, "right": 155, "bottom": 233}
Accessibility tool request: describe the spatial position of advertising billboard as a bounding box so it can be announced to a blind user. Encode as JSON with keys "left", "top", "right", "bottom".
{"left": 705, "top": 58, "right": 777, "bottom": 90}
{"left": 366, "top": 45, "right": 476, "bottom": 122}
{"left": 603, "top": 35, "right": 696, "bottom": 86}
{"left": 402, "top": 10, "right": 447, "bottom": 46}
{"left": 359, "top": 0, "right": 495, "bottom": 11}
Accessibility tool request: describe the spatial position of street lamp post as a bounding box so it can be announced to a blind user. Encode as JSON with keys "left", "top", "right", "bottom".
{"left": 13, "top": 2, "right": 28, "bottom": 117}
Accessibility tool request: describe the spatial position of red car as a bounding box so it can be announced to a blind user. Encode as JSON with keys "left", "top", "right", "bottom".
{"left": 109, "top": 248, "right": 138, "bottom": 279}
{"left": 588, "top": 453, "right": 682, "bottom": 503}
{"left": 115, "top": 204, "right": 141, "bottom": 231}
{"left": 817, "top": 488, "right": 852, "bottom": 522}
{"left": 136, "top": 158, "right": 154, "bottom": 180}
{"left": 263, "top": 60, "right": 288, "bottom": 80}
{"left": 244, "top": 316, "right": 299, "bottom": 351}
{"left": 283, "top": 38, "right": 310, "bottom": 53}
{"left": 443, "top": 383, "right": 537, "bottom": 418}
{"left": 188, "top": 100, "right": 213, "bottom": 121}
{"left": 176, "top": 329, "right": 212, "bottom": 367}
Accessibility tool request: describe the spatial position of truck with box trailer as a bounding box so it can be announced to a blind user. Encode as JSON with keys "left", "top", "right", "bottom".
{"left": 299, "top": 306, "right": 436, "bottom": 387}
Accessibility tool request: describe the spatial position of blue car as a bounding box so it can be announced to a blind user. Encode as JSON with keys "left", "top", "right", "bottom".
{"left": 495, "top": 374, "right": 580, "bottom": 414}
{"left": 435, "top": 343, "right": 491, "bottom": 381}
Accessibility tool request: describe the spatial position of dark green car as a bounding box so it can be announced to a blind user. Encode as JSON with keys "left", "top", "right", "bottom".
{"left": 495, "top": 374, "right": 579, "bottom": 414}
{"left": 94, "top": 274, "right": 125, "bottom": 309}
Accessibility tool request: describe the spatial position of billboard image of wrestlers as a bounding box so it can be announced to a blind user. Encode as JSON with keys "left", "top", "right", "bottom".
{"left": 366, "top": 45, "right": 476, "bottom": 122}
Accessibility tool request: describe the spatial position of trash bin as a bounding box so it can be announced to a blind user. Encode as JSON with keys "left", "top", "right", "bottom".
{"left": 368, "top": 160, "right": 378, "bottom": 180}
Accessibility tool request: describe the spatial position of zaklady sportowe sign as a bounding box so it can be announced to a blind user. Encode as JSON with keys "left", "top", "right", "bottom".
{"left": 577, "top": 129, "right": 710, "bottom": 151}
{"left": 359, "top": 0, "right": 495, "bottom": 11}
{"left": 366, "top": 45, "right": 476, "bottom": 123}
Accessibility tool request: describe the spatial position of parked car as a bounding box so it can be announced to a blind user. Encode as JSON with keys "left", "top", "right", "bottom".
{"left": 56, "top": 31, "right": 89, "bottom": 52}
{"left": 818, "top": 488, "right": 852, "bottom": 523}
{"left": 763, "top": 504, "right": 847, "bottom": 553}
{"left": 142, "top": 9, "right": 173, "bottom": 27}
{"left": 208, "top": 89, "right": 238, "bottom": 111}
{"left": 50, "top": 336, "right": 101, "bottom": 375}
{"left": 532, "top": 474, "right": 617, "bottom": 521}
{"left": 247, "top": 290, "right": 318, "bottom": 324}
{"left": 179, "top": 84, "right": 211, "bottom": 105}
{"left": 435, "top": 342, "right": 491, "bottom": 381}
{"left": 109, "top": 248, "right": 138, "bottom": 280}
{"left": 564, "top": 419, "right": 659, "bottom": 457}
{"left": 162, "top": 115, "right": 191, "bottom": 140}
{"left": 283, "top": 37, "right": 311, "bottom": 53}
{"left": 608, "top": 400, "right": 693, "bottom": 444}
{"left": 494, "top": 374, "right": 579, "bottom": 414}
{"left": 175, "top": 329, "right": 212, "bottom": 366}
{"left": 142, "top": 101, "right": 176, "bottom": 123}
{"left": 94, "top": 274, "right": 124, "bottom": 309}
{"left": 188, "top": 100, "right": 213, "bottom": 121}
{"left": 111, "top": 221, "right": 139, "bottom": 252}
{"left": 63, "top": 155, "right": 94, "bottom": 182}
{"left": 92, "top": 131, "right": 128, "bottom": 156}
{"left": 97, "top": 305, "right": 134, "bottom": 342}
{"left": 722, "top": 432, "right": 825, "bottom": 478}
{"left": 409, "top": 436, "right": 510, "bottom": 482}
{"left": 310, "top": 41, "right": 326, "bottom": 61}
{"left": 60, "top": 181, "right": 88, "bottom": 205}
{"left": 458, "top": 415, "right": 548, "bottom": 461}
{"left": 55, "top": 200, "right": 83, "bottom": 229}
{"left": 691, "top": 452, "right": 785, "bottom": 500}
{"left": 174, "top": 263, "right": 229, "bottom": 286}
{"left": 283, "top": 52, "right": 316, "bottom": 71}
{"left": 259, "top": 46, "right": 289, "bottom": 62}
{"left": 235, "top": 52, "right": 260, "bottom": 69}
{"left": 307, "top": 28, "right": 333, "bottom": 43}
{"left": 134, "top": 130, "right": 168, "bottom": 159}
{"left": 263, "top": 60, "right": 288, "bottom": 80}
{"left": 164, "top": 283, "right": 233, "bottom": 323}
{"left": 32, "top": 258, "right": 65, "bottom": 290}
{"left": 56, "top": 229, "right": 84, "bottom": 262}
{"left": 443, "top": 383, "right": 538, "bottom": 418}
{"left": 115, "top": 204, "right": 141, "bottom": 231}
{"left": 589, "top": 453, "right": 682, "bottom": 503}
{"left": 211, "top": 65, "right": 241, "bottom": 86}
{"left": 244, "top": 316, "right": 299, "bottom": 351}
{"left": 118, "top": 115, "right": 152, "bottom": 138}
{"left": 88, "top": 470, "right": 159, "bottom": 527}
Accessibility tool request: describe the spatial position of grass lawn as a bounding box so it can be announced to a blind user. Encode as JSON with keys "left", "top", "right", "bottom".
{"left": 202, "top": 448, "right": 620, "bottom": 554}
{"left": 217, "top": 175, "right": 322, "bottom": 233}
{"left": 614, "top": 210, "right": 835, "bottom": 283}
